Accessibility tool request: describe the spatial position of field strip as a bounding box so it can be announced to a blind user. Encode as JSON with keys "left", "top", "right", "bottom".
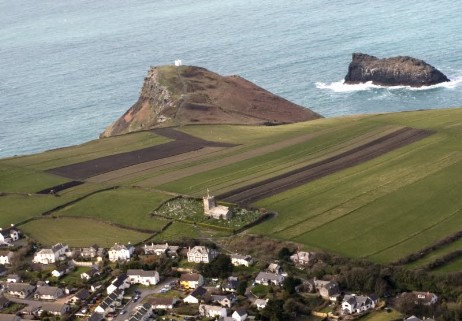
{"left": 135, "top": 126, "right": 351, "bottom": 187}
{"left": 165, "top": 125, "right": 403, "bottom": 195}
{"left": 220, "top": 128, "right": 433, "bottom": 204}
{"left": 405, "top": 237, "right": 462, "bottom": 269}
{"left": 273, "top": 151, "right": 462, "bottom": 237}
{"left": 364, "top": 207, "right": 462, "bottom": 259}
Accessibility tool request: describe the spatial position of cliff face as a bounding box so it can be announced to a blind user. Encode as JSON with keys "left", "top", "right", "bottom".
{"left": 344, "top": 53, "right": 449, "bottom": 87}
{"left": 101, "top": 65, "right": 322, "bottom": 137}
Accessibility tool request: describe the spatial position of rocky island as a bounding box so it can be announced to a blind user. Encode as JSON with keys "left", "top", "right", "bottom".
{"left": 101, "top": 65, "right": 321, "bottom": 137}
{"left": 344, "top": 53, "right": 450, "bottom": 87}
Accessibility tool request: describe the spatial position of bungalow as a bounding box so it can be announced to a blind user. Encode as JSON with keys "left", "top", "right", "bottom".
{"left": 254, "top": 271, "right": 284, "bottom": 286}
{"left": 342, "top": 294, "right": 377, "bottom": 315}
{"left": 290, "top": 251, "right": 316, "bottom": 265}
{"left": 68, "top": 288, "right": 90, "bottom": 305}
{"left": 127, "top": 269, "right": 160, "bottom": 286}
{"left": 107, "top": 274, "right": 130, "bottom": 294}
{"left": 143, "top": 243, "right": 179, "bottom": 256}
{"left": 222, "top": 276, "right": 239, "bottom": 293}
{"left": 211, "top": 293, "right": 236, "bottom": 308}
{"left": 128, "top": 303, "right": 152, "bottom": 321}
{"left": 81, "top": 267, "right": 100, "bottom": 281}
{"left": 230, "top": 254, "right": 253, "bottom": 267}
{"left": 0, "top": 225, "right": 20, "bottom": 244}
{"left": 95, "top": 289, "right": 124, "bottom": 315}
{"left": 149, "top": 297, "right": 178, "bottom": 310}
{"left": 33, "top": 243, "right": 69, "bottom": 264}
{"left": 33, "top": 286, "right": 64, "bottom": 301}
{"left": 199, "top": 304, "right": 227, "bottom": 319}
{"left": 6, "top": 274, "right": 21, "bottom": 283}
{"left": 40, "top": 302, "right": 70, "bottom": 316}
{"left": 232, "top": 309, "right": 248, "bottom": 321}
{"left": 411, "top": 291, "right": 438, "bottom": 305}
{"left": 51, "top": 264, "right": 74, "bottom": 278}
{"left": 0, "top": 314, "right": 20, "bottom": 321}
{"left": 0, "top": 251, "right": 14, "bottom": 265}
{"left": 187, "top": 246, "right": 218, "bottom": 263}
{"left": 183, "top": 286, "right": 207, "bottom": 304}
{"left": 254, "top": 298, "right": 268, "bottom": 310}
{"left": 180, "top": 273, "right": 204, "bottom": 289}
{"left": 4, "top": 282, "right": 36, "bottom": 298}
{"left": 314, "top": 279, "right": 340, "bottom": 301}
{"left": 108, "top": 243, "right": 134, "bottom": 262}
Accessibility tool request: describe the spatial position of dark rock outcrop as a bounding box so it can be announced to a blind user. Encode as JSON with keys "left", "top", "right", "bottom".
{"left": 344, "top": 53, "right": 450, "bottom": 87}
{"left": 101, "top": 65, "right": 322, "bottom": 137}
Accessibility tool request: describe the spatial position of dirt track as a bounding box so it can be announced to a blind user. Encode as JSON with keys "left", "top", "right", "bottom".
{"left": 218, "top": 127, "right": 433, "bottom": 205}
{"left": 47, "top": 128, "right": 236, "bottom": 180}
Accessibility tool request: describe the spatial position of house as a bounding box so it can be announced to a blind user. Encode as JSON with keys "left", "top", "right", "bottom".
{"left": 81, "top": 267, "right": 100, "bottom": 281}
{"left": 19, "top": 304, "right": 42, "bottom": 317}
{"left": 203, "top": 190, "right": 232, "bottom": 220}
{"left": 254, "top": 272, "right": 284, "bottom": 286}
{"left": 232, "top": 309, "right": 248, "bottom": 321}
{"left": 223, "top": 276, "right": 239, "bottom": 293}
{"left": 33, "top": 243, "right": 69, "bottom": 264}
{"left": 68, "top": 288, "right": 90, "bottom": 305}
{"left": 211, "top": 293, "right": 236, "bottom": 308}
{"left": 6, "top": 274, "right": 21, "bottom": 283}
{"left": 187, "top": 246, "right": 218, "bottom": 263}
{"left": 0, "top": 251, "right": 14, "bottom": 265}
{"left": 108, "top": 243, "right": 134, "bottom": 262}
{"left": 127, "top": 269, "right": 160, "bottom": 286}
{"left": 0, "top": 225, "right": 20, "bottom": 244}
{"left": 411, "top": 291, "right": 438, "bottom": 305}
{"left": 342, "top": 294, "right": 377, "bottom": 315}
{"left": 40, "top": 302, "right": 70, "bottom": 316}
{"left": 149, "top": 297, "right": 178, "bottom": 310}
{"left": 266, "top": 262, "right": 282, "bottom": 274}
{"left": 199, "top": 304, "right": 228, "bottom": 318}
{"left": 314, "top": 279, "right": 340, "bottom": 301}
{"left": 0, "top": 314, "right": 20, "bottom": 321}
{"left": 253, "top": 299, "right": 268, "bottom": 310}
{"left": 107, "top": 274, "right": 130, "bottom": 294}
{"left": 4, "top": 282, "right": 36, "bottom": 298}
{"left": 183, "top": 286, "right": 207, "bottom": 304}
{"left": 128, "top": 303, "right": 152, "bottom": 321}
{"left": 33, "top": 286, "right": 64, "bottom": 301}
{"left": 143, "top": 243, "right": 179, "bottom": 256}
{"left": 78, "top": 244, "right": 103, "bottom": 258}
{"left": 180, "top": 273, "right": 204, "bottom": 289}
{"left": 95, "top": 289, "right": 124, "bottom": 315}
{"left": 51, "top": 264, "right": 74, "bottom": 278}
{"left": 230, "top": 254, "right": 253, "bottom": 267}
{"left": 290, "top": 251, "right": 316, "bottom": 265}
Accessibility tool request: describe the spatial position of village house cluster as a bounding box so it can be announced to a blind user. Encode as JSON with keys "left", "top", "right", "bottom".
{"left": 0, "top": 222, "right": 444, "bottom": 321}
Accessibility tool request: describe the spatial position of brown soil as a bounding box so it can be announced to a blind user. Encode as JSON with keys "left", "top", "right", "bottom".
{"left": 47, "top": 128, "right": 236, "bottom": 180}
{"left": 218, "top": 127, "right": 433, "bottom": 205}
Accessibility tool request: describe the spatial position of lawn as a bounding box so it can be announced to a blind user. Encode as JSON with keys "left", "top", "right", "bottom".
{"left": 20, "top": 217, "right": 152, "bottom": 247}
{"left": 54, "top": 187, "right": 172, "bottom": 230}
{"left": 149, "top": 222, "right": 201, "bottom": 242}
{"left": 355, "top": 309, "right": 402, "bottom": 321}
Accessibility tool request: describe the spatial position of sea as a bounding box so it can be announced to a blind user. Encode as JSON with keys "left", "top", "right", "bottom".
{"left": 1, "top": 0, "right": 462, "bottom": 158}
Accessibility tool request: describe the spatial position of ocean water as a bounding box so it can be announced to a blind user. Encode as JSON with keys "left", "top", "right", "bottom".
{"left": 1, "top": 0, "right": 461, "bottom": 158}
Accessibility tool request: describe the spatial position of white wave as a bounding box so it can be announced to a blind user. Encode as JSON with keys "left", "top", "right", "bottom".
{"left": 316, "top": 76, "right": 462, "bottom": 93}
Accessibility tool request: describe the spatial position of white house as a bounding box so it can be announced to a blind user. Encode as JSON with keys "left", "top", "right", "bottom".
{"left": 33, "top": 286, "right": 64, "bottom": 301}
{"left": 108, "top": 243, "right": 134, "bottom": 262}
{"left": 254, "top": 272, "right": 284, "bottom": 286}
{"left": 149, "top": 297, "right": 178, "bottom": 310}
{"left": 199, "top": 304, "right": 227, "bottom": 319}
{"left": 183, "top": 286, "right": 207, "bottom": 304}
{"left": 33, "top": 243, "right": 68, "bottom": 264}
{"left": 4, "top": 282, "right": 36, "bottom": 299}
{"left": 143, "top": 243, "right": 179, "bottom": 256}
{"left": 0, "top": 251, "right": 14, "bottom": 265}
{"left": 107, "top": 274, "right": 130, "bottom": 294}
{"left": 6, "top": 274, "right": 21, "bottom": 283}
{"left": 127, "top": 269, "right": 160, "bottom": 286}
{"left": 95, "top": 289, "right": 124, "bottom": 315}
{"left": 81, "top": 267, "right": 100, "bottom": 281}
{"left": 232, "top": 309, "right": 248, "bottom": 321}
{"left": 203, "top": 190, "right": 231, "bottom": 220}
{"left": 187, "top": 246, "right": 217, "bottom": 263}
{"left": 342, "top": 294, "right": 377, "bottom": 315}
{"left": 253, "top": 299, "right": 268, "bottom": 310}
{"left": 128, "top": 303, "right": 152, "bottom": 321}
{"left": 230, "top": 254, "right": 253, "bottom": 267}
{"left": 290, "top": 251, "right": 316, "bottom": 265}
{"left": 0, "top": 226, "right": 20, "bottom": 244}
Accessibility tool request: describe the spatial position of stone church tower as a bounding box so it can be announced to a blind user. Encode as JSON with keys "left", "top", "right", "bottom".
{"left": 203, "top": 189, "right": 215, "bottom": 214}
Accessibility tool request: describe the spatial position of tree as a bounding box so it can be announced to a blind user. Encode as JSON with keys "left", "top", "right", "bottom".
{"left": 199, "top": 254, "right": 233, "bottom": 279}
{"left": 278, "top": 247, "right": 292, "bottom": 261}
{"left": 260, "top": 299, "right": 288, "bottom": 321}
{"left": 282, "top": 276, "right": 301, "bottom": 295}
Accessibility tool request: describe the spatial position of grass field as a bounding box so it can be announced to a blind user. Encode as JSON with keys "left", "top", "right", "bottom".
{"left": 20, "top": 217, "right": 151, "bottom": 247}
{"left": 355, "top": 310, "right": 402, "bottom": 321}
{"left": 54, "top": 187, "right": 172, "bottom": 230}
{"left": 3, "top": 107, "right": 462, "bottom": 271}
